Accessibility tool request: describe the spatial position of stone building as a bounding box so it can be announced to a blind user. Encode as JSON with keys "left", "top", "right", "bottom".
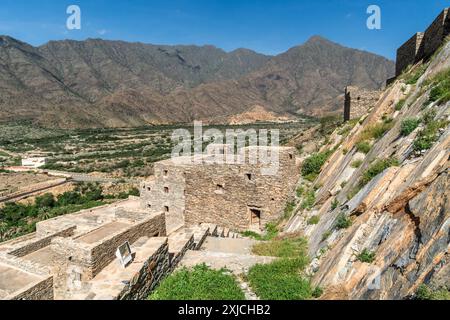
{"left": 343, "top": 86, "right": 381, "bottom": 122}
{"left": 395, "top": 8, "right": 450, "bottom": 76}
{"left": 141, "top": 146, "right": 299, "bottom": 233}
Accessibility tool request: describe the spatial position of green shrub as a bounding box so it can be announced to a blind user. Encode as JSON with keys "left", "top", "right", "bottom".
{"left": 426, "top": 68, "right": 450, "bottom": 104}
{"left": 358, "top": 122, "right": 393, "bottom": 142}
{"left": 404, "top": 64, "right": 427, "bottom": 85}
{"left": 336, "top": 213, "right": 352, "bottom": 229}
{"left": 395, "top": 99, "right": 406, "bottom": 111}
{"left": 284, "top": 201, "right": 296, "bottom": 219}
{"left": 242, "top": 223, "right": 278, "bottom": 241}
{"left": 312, "top": 286, "right": 324, "bottom": 298}
{"left": 359, "top": 158, "right": 400, "bottom": 188}
{"left": 301, "top": 151, "right": 332, "bottom": 178}
{"left": 321, "top": 230, "right": 332, "bottom": 242}
{"left": 35, "top": 193, "right": 56, "bottom": 209}
{"left": 400, "top": 118, "right": 420, "bottom": 136}
{"left": 331, "top": 199, "right": 339, "bottom": 210}
{"left": 356, "top": 249, "right": 376, "bottom": 263}
{"left": 149, "top": 264, "right": 245, "bottom": 300}
{"left": 413, "top": 118, "right": 447, "bottom": 152}
{"left": 296, "top": 186, "right": 304, "bottom": 198}
{"left": 351, "top": 159, "right": 363, "bottom": 168}
{"left": 301, "top": 190, "right": 316, "bottom": 210}
{"left": 307, "top": 215, "right": 320, "bottom": 225}
{"left": 355, "top": 141, "right": 371, "bottom": 154}
{"left": 416, "top": 285, "right": 450, "bottom": 300}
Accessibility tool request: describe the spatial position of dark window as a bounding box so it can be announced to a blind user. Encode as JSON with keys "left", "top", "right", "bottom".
{"left": 147, "top": 187, "right": 151, "bottom": 191}
{"left": 289, "top": 154, "right": 294, "bottom": 160}
{"left": 147, "top": 204, "right": 152, "bottom": 208}
{"left": 164, "top": 187, "right": 169, "bottom": 193}
{"left": 246, "top": 173, "right": 252, "bottom": 181}
{"left": 163, "top": 170, "right": 168, "bottom": 176}
{"left": 164, "top": 206, "right": 169, "bottom": 212}
{"left": 217, "top": 184, "right": 224, "bottom": 191}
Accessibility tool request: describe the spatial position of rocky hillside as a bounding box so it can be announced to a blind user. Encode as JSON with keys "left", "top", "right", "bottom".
{"left": 284, "top": 39, "right": 450, "bottom": 300}
{"left": 0, "top": 35, "right": 394, "bottom": 128}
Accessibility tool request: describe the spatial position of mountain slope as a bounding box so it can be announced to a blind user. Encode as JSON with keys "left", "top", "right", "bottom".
{"left": 0, "top": 35, "right": 394, "bottom": 128}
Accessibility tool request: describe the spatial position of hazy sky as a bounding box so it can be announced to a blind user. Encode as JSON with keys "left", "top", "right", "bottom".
{"left": 0, "top": 0, "right": 448, "bottom": 59}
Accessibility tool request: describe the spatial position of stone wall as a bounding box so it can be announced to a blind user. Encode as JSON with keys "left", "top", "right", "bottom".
{"left": 9, "top": 276, "right": 53, "bottom": 301}
{"left": 343, "top": 86, "right": 381, "bottom": 121}
{"left": 396, "top": 33, "right": 424, "bottom": 76}
{"left": 51, "top": 213, "right": 166, "bottom": 299}
{"left": 8, "top": 226, "right": 76, "bottom": 258}
{"left": 395, "top": 8, "right": 449, "bottom": 76}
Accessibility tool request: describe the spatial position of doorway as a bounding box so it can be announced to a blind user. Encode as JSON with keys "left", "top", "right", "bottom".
{"left": 248, "top": 207, "right": 262, "bottom": 231}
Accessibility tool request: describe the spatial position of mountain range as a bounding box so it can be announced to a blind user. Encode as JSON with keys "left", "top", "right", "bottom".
{"left": 0, "top": 35, "right": 394, "bottom": 128}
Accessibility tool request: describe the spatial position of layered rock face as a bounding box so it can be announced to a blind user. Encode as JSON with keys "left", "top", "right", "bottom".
{"left": 285, "top": 40, "right": 450, "bottom": 300}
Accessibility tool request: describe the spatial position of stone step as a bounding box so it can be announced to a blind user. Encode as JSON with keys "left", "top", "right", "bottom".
{"left": 167, "top": 229, "right": 195, "bottom": 271}
{"left": 200, "top": 223, "right": 218, "bottom": 237}
{"left": 223, "top": 228, "right": 230, "bottom": 238}
{"left": 183, "top": 225, "right": 210, "bottom": 250}
{"left": 216, "top": 227, "right": 225, "bottom": 237}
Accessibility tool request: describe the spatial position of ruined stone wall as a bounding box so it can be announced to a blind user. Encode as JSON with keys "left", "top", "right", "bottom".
{"left": 8, "top": 226, "right": 76, "bottom": 258}
{"left": 9, "top": 277, "right": 53, "bottom": 301}
{"left": 423, "top": 8, "right": 449, "bottom": 59}
{"left": 184, "top": 148, "right": 298, "bottom": 231}
{"left": 396, "top": 33, "right": 425, "bottom": 76}
{"left": 51, "top": 213, "right": 166, "bottom": 299}
{"left": 141, "top": 163, "right": 187, "bottom": 233}
{"left": 395, "top": 8, "right": 450, "bottom": 76}
{"left": 344, "top": 86, "right": 381, "bottom": 121}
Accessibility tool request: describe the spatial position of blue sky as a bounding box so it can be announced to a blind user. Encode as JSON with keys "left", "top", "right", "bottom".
{"left": 0, "top": 0, "right": 448, "bottom": 59}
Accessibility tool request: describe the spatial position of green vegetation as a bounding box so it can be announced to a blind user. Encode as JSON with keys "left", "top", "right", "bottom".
{"left": 426, "top": 68, "right": 450, "bottom": 104}
{"left": 336, "top": 213, "right": 352, "bottom": 229}
{"left": 416, "top": 285, "right": 450, "bottom": 300}
{"left": 307, "top": 215, "right": 320, "bottom": 225}
{"left": 300, "top": 190, "right": 316, "bottom": 210}
{"left": 351, "top": 159, "right": 363, "bottom": 168}
{"left": 403, "top": 63, "right": 428, "bottom": 85}
{"left": 331, "top": 199, "right": 339, "bottom": 210}
{"left": 359, "top": 158, "right": 399, "bottom": 189}
{"left": 248, "top": 236, "right": 319, "bottom": 300}
{"left": 400, "top": 118, "right": 420, "bottom": 136}
{"left": 296, "top": 186, "right": 304, "bottom": 198}
{"left": 149, "top": 264, "right": 245, "bottom": 300}
{"left": 242, "top": 223, "right": 279, "bottom": 241}
{"left": 412, "top": 109, "right": 448, "bottom": 152}
{"left": 252, "top": 236, "right": 308, "bottom": 258}
{"left": 355, "top": 141, "right": 371, "bottom": 154}
{"left": 301, "top": 151, "right": 332, "bottom": 181}
{"left": 0, "top": 183, "right": 135, "bottom": 242}
{"left": 358, "top": 122, "right": 394, "bottom": 142}
{"left": 356, "top": 249, "right": 376, "bottom": 263}
{"left": 395, "top": 99, "right": 406, "bottom": 111}
{"left": 321, "top": 230, "right": 332, "bottom": 242}
{"left": 283, "top": 201, "right": 296, "bottom": 219}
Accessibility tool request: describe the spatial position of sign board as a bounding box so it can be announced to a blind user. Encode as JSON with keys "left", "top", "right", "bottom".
{"left": 116, "top": 241, "right": 133, "bottom": 268}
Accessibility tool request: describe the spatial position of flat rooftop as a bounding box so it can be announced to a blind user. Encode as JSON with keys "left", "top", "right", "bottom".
{"left": 0, "top": 263, "right": 42, "bottom": 299}
{"left": 76, "top": 221, "right": 131, "bottom": 244}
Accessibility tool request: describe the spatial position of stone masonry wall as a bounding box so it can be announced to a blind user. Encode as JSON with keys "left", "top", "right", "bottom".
{"left": 423, "top": 8, "right": 449, "bottom": 59}
{"left": 9, "top": 276, "right": 53, "bottom": 301}
{"left": 396, "top": 32, "right": 425, "bottom": 76}
{"left": 344, "top": 86, "right": 381, "bottom": 121}
{"left": 8, "top": 226, "right": 76, "bottom": 258}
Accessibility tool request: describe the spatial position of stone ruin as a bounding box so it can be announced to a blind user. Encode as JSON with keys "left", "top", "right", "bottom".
{"left": 0, "top": 146, "right": 299, "bottom": 300}
{"left": 343, "top": 86, "right": 381, "bottom": 122}
{"left": 395, "top": 7, "right": 450, "bottom": 77}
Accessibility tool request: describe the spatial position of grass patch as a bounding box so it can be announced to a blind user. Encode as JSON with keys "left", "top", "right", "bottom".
{"left": 149, "top": 264, "right": 245, "bottom": 300}
{"left": 426, "top": 68, "right": 450, "bottom": 104}
{"left": 336, "top": 213, "right": 352, "bottom": 229}
{"left": 321, "top": 230, "right": 332, "bottom": 242}
{"left": 284, "top": 201, "right": 296, "bottom": 219}
{"left": 359, "top": 157, "right": 399, "bottom": 189}
{"left": 301, "top": 151, "right": 332, "bottom": 178}
{"left": 242, "top": 223, "right": 279, "bottom": 241}
{"left": 416, "top": 285, "right": 450, "bottom": 300}
{"left": 356, "top": 249, "right": 376, "bottom": 263}
{"left": 413, "top": 112, "right": 447, "bottom": 152}
{"left": 404, "top": 64, "right": 428, "bottom": 85}
{"left": 400, "top": 118, "right": 420, "bottom": 136}
{"left": 248, "top": 236, "right": 317, "bottom": 300}
{"left": 395, "top": 99, "right": 406, "bottom": 111}
{"left": 296, "top": 186, "right": 304, "bottom": 198}
{"left": 355, "top": 141, "right": 371, "bottom": 154}
{"left": 331, "top": 199, "right": 339, "bottom": 210}
{"left": 358, "top": 122, "right": 394, "bottom": 142}
{"left": 252, "top": 237, "right": 308, "bottom": 258}
{"left": 300, "top": 190, "right": 316, "bottom": 210}
{"left": 351, "top": 159, "right": 363, "bottom": 168}
{"left": 307, "top": 215, "right": 320, "bottom": 225}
